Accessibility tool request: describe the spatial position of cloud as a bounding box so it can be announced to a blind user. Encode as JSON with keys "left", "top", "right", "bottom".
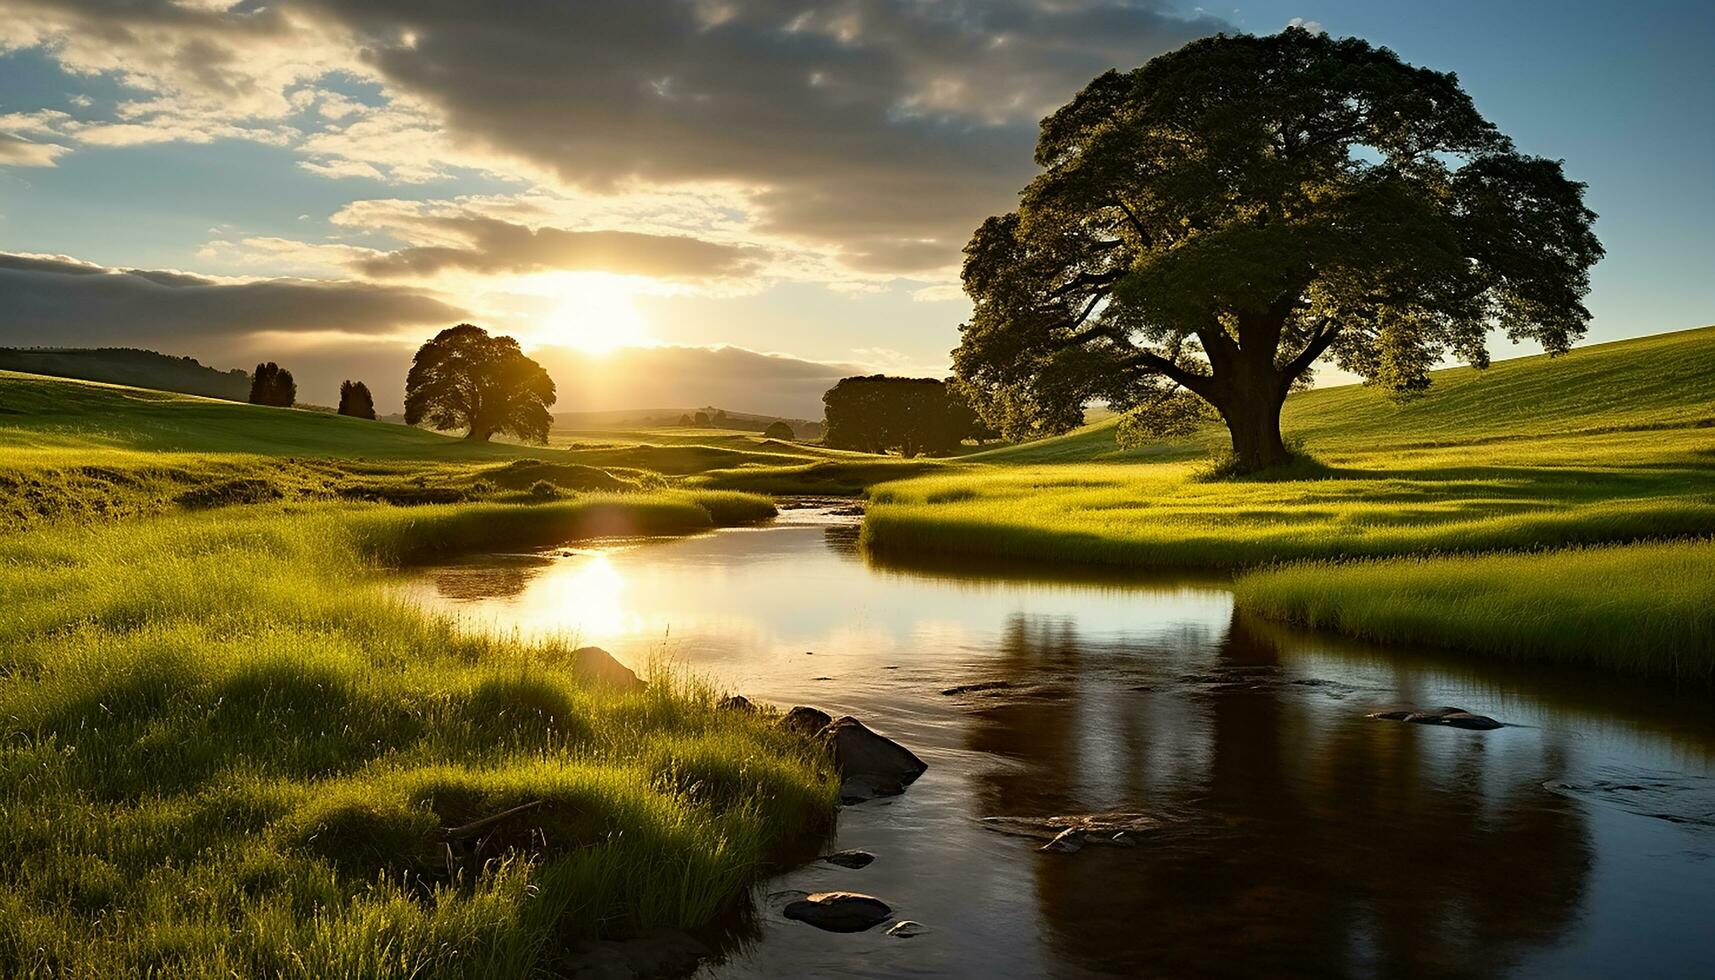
{"left": 347, "top": 215, "right": 766, "bottom": 281}
{"left": 0, "top": 113, "right": 71, "bottom": 165}
{"left": 0, "top": 251, "right": 466, "bottom": 347}
{"left": 0, "top": 0, "right": 1226, "bottom": 275}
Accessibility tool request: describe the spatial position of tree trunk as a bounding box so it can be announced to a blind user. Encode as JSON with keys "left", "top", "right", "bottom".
{"left": 465, "top": 428, "right": 492, "bottom": 442}
{"left": 1216, "top": 387, "right": 1290, "bottom": 473}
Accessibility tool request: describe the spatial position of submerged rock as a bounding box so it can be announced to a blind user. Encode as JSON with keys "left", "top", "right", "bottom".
{"left": 1368, "top": 706, "right": 1504, "bottom": 731}
{"left": 886, "top": 920, "right": 926, "bottom": 939}
{"left": 570, "top": 647, "right": 645, "bottom": 692}
{"left": 981, "top": 811, "right": 1161, "bottom": 849}
{"left": 783, "top": 892, "right": 892, "bottom": 933}
{"left": 940, "top": 680, "right": 1013, "bottom": 696}
{"left": 821, "top": 849, "right": 875, "bottom": 869}
{"left": 779, "top": 705, "right": 832, "bottom": 737}
{"left": 820, "top": 716, "right": 927, "bottom": 803}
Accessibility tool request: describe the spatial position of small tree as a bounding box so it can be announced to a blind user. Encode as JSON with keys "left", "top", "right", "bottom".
{"left": 248, "top": 362, "right": 296, "bottom": 407}
{"left": 954, "top": 28, "right": 1602, "bottom": 472}
{"left": 763, "top": 420, "right": 795, "bottom": 440}
{"left": 404, "top": 324, "right": 556, "bottom": 442}
{"left": 337, "top": 380, "right": 377, "bottom": 420}
{"left": 823, "top": 376, "right": 977, "bottom": 457}
{"left": 692, "top": 410, "right": 710, "bottom": 425}
{"left": 678, "top": 413, "right": 694, "bottom": 426}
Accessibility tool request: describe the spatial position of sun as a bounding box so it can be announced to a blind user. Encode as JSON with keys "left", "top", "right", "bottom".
{"left": 543, "top": 273, "right": 651, "bottom": 354}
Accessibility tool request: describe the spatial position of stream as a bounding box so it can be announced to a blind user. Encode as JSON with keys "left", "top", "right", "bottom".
{"left": 401, "top": 502, "right": 1715, "bottom": 979}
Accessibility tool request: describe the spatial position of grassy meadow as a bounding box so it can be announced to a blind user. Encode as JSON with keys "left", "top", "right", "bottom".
{"left": 0, "top": 373, "right": 844, "bottom": 977}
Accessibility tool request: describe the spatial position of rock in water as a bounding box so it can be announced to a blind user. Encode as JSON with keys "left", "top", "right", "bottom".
{"left": 819, "top": 716, "right": 927, "bottom": 802}
{"left": 1367, "top": 705, "right": 1503, "bottom": 731}
{"left": 717, "top": 694, "right": 755, "bottom": 712}
{"left": 821, "top": 849, "right": 875, "bottom": 869}
{"left": 782, "top": 892, "right": 892, "bottom": 933}
{"left": 569, "top": 646, "right": 645, "bottom": 692}
{"left": 886, "top": 920, "right": 926, "bottom": 939}
{"left": 780, "top": 705, "right": 833, "bottom": 737}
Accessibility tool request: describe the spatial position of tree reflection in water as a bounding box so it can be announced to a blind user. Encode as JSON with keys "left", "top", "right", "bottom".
{"left": 964, "top": 609, "right": 1591, "bottom": 978}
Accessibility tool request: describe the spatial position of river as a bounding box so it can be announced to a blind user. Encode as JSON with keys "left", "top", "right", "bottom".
{"left": 401, "top": 503, "right": 1715, "bottom": 979}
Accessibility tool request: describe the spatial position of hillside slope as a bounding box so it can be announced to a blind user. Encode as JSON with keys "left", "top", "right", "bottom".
{"left": 0, "top": 347, "right": 252, "bottom": 401}
{"left": 974, "top": 324, "right": 1715, "bottom": 463}
{"left": 0, "top": 370, "right": 531, "bottom": 458}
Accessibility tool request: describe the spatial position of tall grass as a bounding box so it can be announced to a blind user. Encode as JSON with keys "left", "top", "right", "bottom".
{"left": 1233, "top": 540, "right": 1715, "bottom": 685}
{"left": 0, "top": 498, "right": 833, "bottom": 979}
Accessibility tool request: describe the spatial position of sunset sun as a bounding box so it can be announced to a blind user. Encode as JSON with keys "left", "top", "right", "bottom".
{"left": 544, "top": 273, "right": 650, "bottom": 354}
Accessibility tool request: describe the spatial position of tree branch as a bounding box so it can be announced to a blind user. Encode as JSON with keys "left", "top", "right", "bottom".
{"left": 1281, "top": 318, "right": 1344, "bottom": 380}
{"left": 1127, "top": 349, "right": 1213, "bottom": 397}
{"left": 1114, "top": 199, "right": 1152, "bottom": 245}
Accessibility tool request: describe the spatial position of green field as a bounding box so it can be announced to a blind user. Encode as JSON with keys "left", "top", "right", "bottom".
{"left": 864, "top": 325, "right": 1715, "bottom": 567}
{"left": 0, "top": 373, "right": 841, "bottom": 977}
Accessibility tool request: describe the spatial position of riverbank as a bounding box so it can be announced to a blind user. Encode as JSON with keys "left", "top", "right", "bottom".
{"left": 0, "top": 495, "right": 836, "bottom": 979}
{"left": 1232, "top": 540, "right": 1715, "bottom": 686}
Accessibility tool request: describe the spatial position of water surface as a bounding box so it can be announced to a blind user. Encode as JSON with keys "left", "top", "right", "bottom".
{"left": 403, "top": 505, "right": 1715, "bottom": 979}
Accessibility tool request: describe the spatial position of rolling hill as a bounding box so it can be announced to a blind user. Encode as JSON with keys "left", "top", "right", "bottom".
{"left": 973, "top": 324, "right": 1715, "bottom": 463}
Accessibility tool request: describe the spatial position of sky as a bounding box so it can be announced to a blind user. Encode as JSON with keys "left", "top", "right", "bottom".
{"left": 1, "top": 0, "right": 1711, "bottom": 415}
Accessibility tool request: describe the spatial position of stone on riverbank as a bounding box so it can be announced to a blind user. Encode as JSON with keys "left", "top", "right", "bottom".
{"left": 570, "top": 647, "right": 645, "bottom": 692}
{"left": 819, "top": 716, "right": 927, "bottom": 803}
{"left": 780, "top": 705, "right": 832, "bottom": 736}
{"left": 783, "top": 892, "right": 892, "bottom": 933}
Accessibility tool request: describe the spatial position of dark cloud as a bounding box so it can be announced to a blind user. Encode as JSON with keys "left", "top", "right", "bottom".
{"left": 5, "top": 0, "right": 1224, "bottom": 274}
{"left": 312, "top": 0, "right": 1222, "bottom": 269}
{"left": 353, "top": 217, "right": 765, "bottom": 280}
{"left": 0, "top": 251, "right": 466, "bottom": 344}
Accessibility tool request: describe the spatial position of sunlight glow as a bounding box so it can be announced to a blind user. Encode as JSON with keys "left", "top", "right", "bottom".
{"left": 534, "top": 550, "right": 635, "bottom": 638}
{"left": 544, "top": 273, "right": 651, "bottom": 354}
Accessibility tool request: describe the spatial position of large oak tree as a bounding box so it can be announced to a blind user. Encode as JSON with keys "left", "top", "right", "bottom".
{"left": 954, "top": 28, "right": 1602, "bottom": 472}
{"left": 404, "top": 324, "right": 556, "bottom": 442}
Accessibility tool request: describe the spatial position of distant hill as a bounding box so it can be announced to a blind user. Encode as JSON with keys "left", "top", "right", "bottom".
{"left": 0, "top": 348, "right": 251, "bottom": 401}
{"left": 554, "top": 406, "right": 821, "bottom": 438}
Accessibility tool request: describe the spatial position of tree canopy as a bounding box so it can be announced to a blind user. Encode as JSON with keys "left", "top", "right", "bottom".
{"left": 823, "top": 376, "right": 980, "bottom": 457}
{"left": 404, "top": 324, "right": 556, "bottom": 442}
{"left": 953, "top": 27, "right": 1602, "bottom": 472}
{"left": 247, "top": 362, "right": 295, "bottom": 407}
{"left": 337, "top": 380, "right": 376, "bottom": 420}
{"left": 763, "top": 420, "right": 796, "bottom": 440}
